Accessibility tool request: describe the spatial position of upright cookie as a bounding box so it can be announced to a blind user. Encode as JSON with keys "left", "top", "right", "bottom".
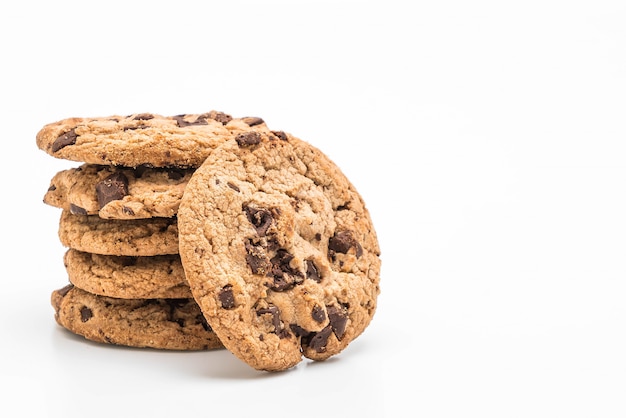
{"left": 51, "top": 285, "right": 223, "bottom": 350}
{"left": 58, "top": 210, "right": 179, "bottom": 256}
{"left": 178, "top": 132, "right": 381, "bottom": 371}
{"left": 36, "top": 111, "right": 271, "bottom": 168}
{"left": 64, "top": 249, "right": 191, "bottom": 299}
{"left": 45, "top": 164, "right": 193, "bottom": 219}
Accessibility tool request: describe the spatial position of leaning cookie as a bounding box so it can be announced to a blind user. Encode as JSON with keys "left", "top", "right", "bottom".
{"left": 44, "top": 164, "right": 193, "bottom": 220}
{"left": 51, "top": 284, "right": 223, "bottom": 350}
{"left": 178, "top": 131, "right": 381, "bottom": 371}
{"left": 36, "top": 111, "right": 271, "bottom": 168}
{"left": 64, "top": 249, "right": 192, "bottom": 299}
{"left": 58, "top": 210, "right": 179, "bottom": 256}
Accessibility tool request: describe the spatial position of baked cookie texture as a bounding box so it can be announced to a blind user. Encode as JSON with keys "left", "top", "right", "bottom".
{"left": 36, "top": 111, "right": 271, "bottom": 168}
{"left": 58, "top": 210, "right": 179, "bottom": 256}
{"left": 64, "top": 249, "right": 191, "bottom": 299}
{"left": 45, "top": 164, "right": 194, "bottom": 219}
{"left": 51, "top": 284, "right": 223, "bottom": 350}
{"left": 178, "top": 131, "right": 381, "bottom": 371}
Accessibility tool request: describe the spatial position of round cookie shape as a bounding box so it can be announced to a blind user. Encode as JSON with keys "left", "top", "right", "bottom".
{"left": 51, "top": 285, "right": 223, "bottom": 350}
{"left": 178, "top": 131, "right": 381, "bottom": 371}
{"left": 36, "top": 111, "right": 271, "bottom": 168}
{"left": 45, "top": 164, "right": 194, "bottom": 220}
{"left": 58, "top": 210, "right": 179, "bottom": 256}
{"left": 64, "top": 249, "right": 191, "bottom": 299}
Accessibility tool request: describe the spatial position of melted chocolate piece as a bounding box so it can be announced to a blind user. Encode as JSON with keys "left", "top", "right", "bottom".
{"left": 173, "top": 114, "right": 208, "bottom": 127}
{"left": 245, "top": 240, "right": 271, "bottom": 275}
{"left": 328, "top": 231, "right": 363, "bottom": 258}
{"left": 69, "top": 204, "right": 87, "bottom": 215}
{"left": 208, "top": 111, "right": 232, "bottom": 125}
{"left": 257, "top": 306, "right": 290, "bottom": 338}
{"left": 244, "top": 205, "right": 273, "bottom": 236}
{"left": 305, "top": 260, "right": 321, "bottom": 282}
{"left": 307, "top": 325, "right": 333, "bottom": 353}
{"left": 235, "top": 132, "right": 262, "bottom": 147}
{"left": 268, "top": 250, "right": 303, "bottom": 291}
{"left": 96, "top": 172, "right": 129, "bottom": 208}
{"left": 80, "top": 306, "right": 92, "bottom": 322}
{"left": 271, "top": 130, "right": 288, "bottom": 141}
{"left": 52, "top": 129, "right": 77, "bottom": 152}
{"left": 218, "top": 285, "right": 235, "bottom": 309}
{"left": 133, "top": 113, "right": 154, "bottom": 120}
{"left": 327, "top": 304, "right": 348, "bottom": 340}
{"left": 311, "top": 305, "right": 326, "bottom": 323}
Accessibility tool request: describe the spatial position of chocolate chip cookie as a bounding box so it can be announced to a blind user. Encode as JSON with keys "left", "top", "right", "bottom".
{"left": 45, "top": 164, "right": 194, "bottom": 219}
{"left": 51, "top": 284, "right": 223, "bottom": 350}
{"left": 64, "top": 249, "right": 191, "bottom": 299}
{"left": 58, "top": 210, "right": 179, "bottom": 256}
{"left": 178, "top": 131, "right": 381, "bottom": 371}
{"left": 36, "top": 111, "right": 271, "bottom": 168}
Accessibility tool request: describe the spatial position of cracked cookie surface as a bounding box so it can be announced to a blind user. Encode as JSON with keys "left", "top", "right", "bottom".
{"left": 45, "top": 164, "right": 194, "bottom": 219}
{"left": 51, "top": 285, "right": 222, "bottom": 350}
{"left": 178, "top": 131, "right": 381, "bottom": 371}
{"left": 65, "top": 249, "right": 191, "bottom": 299}
{"left": 36, "top": 111, "right": 271, "bottom": 168}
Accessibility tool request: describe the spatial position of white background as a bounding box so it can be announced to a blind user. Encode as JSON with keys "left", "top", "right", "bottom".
{"left": 1, "top": 0, "right": 625, "bottom": 416}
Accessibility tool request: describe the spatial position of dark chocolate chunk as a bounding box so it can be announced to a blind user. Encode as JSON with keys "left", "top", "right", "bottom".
{"left": 51, "top": 129, "right": 77, "bottom": 152}
{"left": 328, "top": 230, "right": 363, "bottom": 258}
{"left": 69, "top": 204, "right": 87, "bottom": 215}
{"left": 305, "top": 260, "right": 321, "bottom": 282}
{"left": 243, "top": 205, "right": 273, "bottom": 236}
{"left": 311, "top": 305, "right": 326, "bottom": 323}
{"left": 241, "top": 116, "right": 264, "bottom": 126}
{"left": 122, "top": 206, "right": 135, "bottom": 216}
{"left": 268, "top": 249, "right": 304, "bottom": 291}
{"left": 47, "top": 184, "right": 57, "bottom": 192}
{"left": 235, "top": 131, "right": 262, "bottom": 147}
{"left": 95, "top": 172, "right": 129, "bottom": 208}
{"left": 208, "top": 111, "right": 232, "bottom": 125}
{"left": 327, "top": 304, "right": 348, "bottom": 340}
{"left": 57, "top": 284, "right": 74, "bottom": 297}
{"left": 307, "top": 325, "right": 332, "bottom": 353}
{"left": 218, "top": 285, "right": 235, "bottom": 309}
{"left": 271, "top": 130, "right": 288, "bottom": 141}
{"left": 80, "top": 306, "right": 93, "bottom": 322}
{"left": 174, "top": 114, "right": 208, "bottom": 127}
{"left": 245, "top": 240, "right": 271, "bottom": 275}
{"left": 257, "top": 305, "right": 290, "bottom": 338}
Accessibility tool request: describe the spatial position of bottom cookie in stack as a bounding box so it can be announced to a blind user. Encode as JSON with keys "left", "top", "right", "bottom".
{"left": 52, "top": 285, "right": 222, "bottom": 350}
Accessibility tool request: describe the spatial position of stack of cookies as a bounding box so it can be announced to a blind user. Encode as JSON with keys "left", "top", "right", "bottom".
{"left": 37, "top": 110, "right": 381, "bottom": 371}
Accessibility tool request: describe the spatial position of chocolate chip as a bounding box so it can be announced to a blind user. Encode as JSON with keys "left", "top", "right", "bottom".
{"left": 242, "top": 117, "right": 264, "bottom": 127}
{"left": 327, "top": 304, "right": 348, "bottom": 340}
{"left": 235, "top": 131, "right": 262, "bottom": 147}
{"left": 243, "top": 205, "right": 273, "bottom": 236}
{"left": 133, "top": 113, "right": 154, "bottom": 120}
{"left": 271, "top": 130, "right": 288, "bottom": 141}
{"left": 218, "top": 285, "right": 235, "bottom": 309}
{"left": 268, "top": 250, "right": 304, "bottom": 291}
{"left": 57, "top": 284, "right": 74, "bottom": 297}
{"left": 69, "top": 204, "right": 87, "bottom": 215}
{"left": 96, "top": 172, "right": 129, "bottom": 208}
{"left": 257, "top": 305, "right": 290, "bottom": 338}
{"left": 207, "top": 110, "right": 232, "bottom": 125}
{"left": 227, "top": 182, "right": 240, "bottom": 192}
{"left": 80, "top": 306, "right": 92, "bottom": 322}
{"left": 51, "top": 129, "right": 77, "bottom": 152}
{"left": 306, "top": 325, "right": 333, "bottom": 353}
{"left": 245, "top": 240, "right": 271, "bottom": 275}
{"left": 311, "top": 305, "right": 326, "bottom": 323}
{"left": 47, "top": 184, "right": 57, "bottom": 192}
{"left": 305, "top": 260, "right": 321, "bottom": 282}
{"left": 174, "top": 114, "right": 208, "bottom": 127}
{"left": 328, "top": 231, "right": 363, "bottom": 258}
